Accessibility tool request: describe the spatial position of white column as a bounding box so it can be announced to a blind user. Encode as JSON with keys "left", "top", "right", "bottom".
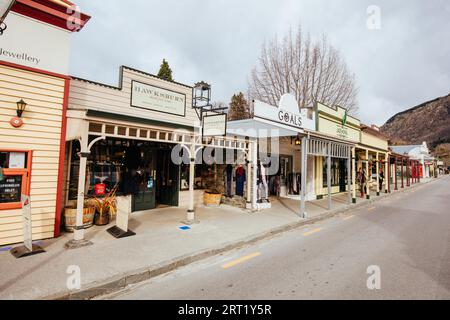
{"left": 352, "top": 147, "right": 356, "bottom": 203}
{"left": 246, "top": 141, "right": 252, "bottom": 206}
{"left": 187, "top": 141, "right": 196, "bottom": 223}
{"left": 252, "top": 139, "right": 258, "bottom": 210}
{"left": 347, "top": 147, "right": 352, "bottom": 204}
{"left": 74, "top": 142, "right": 88, "bottom": 242}
{"left": 66, "top": 127, "right": 93, "bottom": 249}
{"left": 376, "top": 152, "right": 380, "bottom": 196}
{"left": 327, "top": 151, "right": 332, "bottom": 210}
{"left": 300, "top": 137, "right": 308, "bottom": 218}
{"left": 366, "top": 149, "right": 370, "bottom": 199}
{"left": 385, "top": 153, "right": 389, "bottom": 193}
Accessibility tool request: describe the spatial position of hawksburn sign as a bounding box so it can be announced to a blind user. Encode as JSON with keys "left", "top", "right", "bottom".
{"left": 278, "top": 109, "right": 302, "bottom": 128}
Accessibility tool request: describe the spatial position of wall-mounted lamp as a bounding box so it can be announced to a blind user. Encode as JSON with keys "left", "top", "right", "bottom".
{"left": 10, "top": 98, "right": 26, "bottom": 128}
{"left": 294, "top": 137, "right": 302, "bottom": 146}
{"left": 16, "top": 99, "right": 27, "bottom": 117}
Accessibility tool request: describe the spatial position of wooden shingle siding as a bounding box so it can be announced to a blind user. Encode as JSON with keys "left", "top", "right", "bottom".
{"left": 0, "top": 64, "right": 65, "bottom": 246}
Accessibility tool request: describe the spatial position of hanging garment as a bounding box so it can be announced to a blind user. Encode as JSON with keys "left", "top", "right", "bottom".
{"left": 235, "top": 166, "right": 246, "bottom": 197}
{"left": 223, "top": 164, "right": 234, "bottom": 197}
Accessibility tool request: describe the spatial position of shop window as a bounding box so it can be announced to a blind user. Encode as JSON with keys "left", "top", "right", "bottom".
{"left": 140, "top": 130, "right": 148, "bottom": 138}
{"left": 0, "top": 150, "right": 32, "bottom": 210}
{"left": 180, "top": 163, "right": 214, "bottom": 191}
{"left": 118, "top": 127, "right": 126, "bottom": 136}
{"left": 129, "top": 128, "right": 137, "bottom": 137}
{"left": 323, "top": 158, "right": 341, "bottom": 188}
{"left": 105, "top": 125, "right": 115, "bottom": 134}
{"left": 89, "top": 123, "right": 103, "bottom": 133}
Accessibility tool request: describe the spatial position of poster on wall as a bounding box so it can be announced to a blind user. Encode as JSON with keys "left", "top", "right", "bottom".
{"left": 9, "top": 152, "right": 25, "bottom": 169}
{"left": 0, "top": 175, "right": 21, "bottom": 203}
{"left": 131, "top": 81, "right": 186, "bottom": 117}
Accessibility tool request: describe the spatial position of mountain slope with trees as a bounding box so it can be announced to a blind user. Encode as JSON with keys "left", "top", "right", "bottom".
{"left": 380, "top": 93, "right": 450, "bottom": 165}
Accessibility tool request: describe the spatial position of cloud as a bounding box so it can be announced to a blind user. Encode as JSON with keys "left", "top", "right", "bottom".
{"left": 69, "top": 0, "right": 450, "bottom": 126}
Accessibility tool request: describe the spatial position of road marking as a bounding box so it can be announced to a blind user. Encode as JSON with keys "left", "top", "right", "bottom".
{"left": 222, "top": 252, "right": 261, "bottom": 269}
{"left": 303, "top": 228, "right": 322, "bottom": 236}
{"left": 343, "top": 215, "right": 354, "bottom": 221}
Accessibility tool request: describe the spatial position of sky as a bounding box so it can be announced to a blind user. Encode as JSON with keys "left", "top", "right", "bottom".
{"left": 69, "top": 0, "right": 450, "bottom": 126}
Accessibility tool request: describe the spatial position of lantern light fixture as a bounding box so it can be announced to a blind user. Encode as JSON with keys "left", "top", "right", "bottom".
{"left": 16, "top": 99, "right": 27, "bottom": 118}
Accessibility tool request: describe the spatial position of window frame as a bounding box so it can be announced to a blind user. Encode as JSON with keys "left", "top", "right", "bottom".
{"left": 0, "top": 150, "right": 32, "bottom": 210}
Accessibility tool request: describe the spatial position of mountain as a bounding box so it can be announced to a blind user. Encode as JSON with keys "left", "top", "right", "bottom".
{"left": 380, "top": 93, "right": 450, "bottom": 166}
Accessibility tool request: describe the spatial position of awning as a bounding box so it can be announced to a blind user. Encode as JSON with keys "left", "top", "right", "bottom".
{"left": 227, "top": 117, "right": 302, "bottom": 138}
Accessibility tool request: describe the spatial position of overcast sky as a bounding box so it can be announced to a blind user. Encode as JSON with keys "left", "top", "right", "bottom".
{"left": 69, "top": 0, "right": 450, "bottom": 125}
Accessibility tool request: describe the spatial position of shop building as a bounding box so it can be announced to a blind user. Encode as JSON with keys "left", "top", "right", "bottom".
{"left": 64, "top": 67, "right": 252, "bottom": 244}
{"left": 0, "top": 0, "right": 90, "bottom": 246}
{"left": 391, "top": 142, "right": 435, "bottom": 179}
{"left": 354, "top": 125, "right": 389, "bottom": 200}
{"left": 227, "top": 97, "right": 356, "bottom": 216}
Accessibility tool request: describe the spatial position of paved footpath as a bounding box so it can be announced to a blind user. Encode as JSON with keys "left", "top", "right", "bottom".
{"left": 101, "top": 176, "right": 450, "bottom": 300}
{"left": 0, "top": 176, "right": 444, "bottom": 299}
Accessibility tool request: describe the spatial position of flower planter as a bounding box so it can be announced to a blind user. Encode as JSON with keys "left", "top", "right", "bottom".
{"left": 94, "top": 211, "right": 110, "bottom": 226}
{"left": 204, "top": 191, "right": 222, "bottom": 207}
{"left": 64, "top": 206, "right": 95, "bottom": 232}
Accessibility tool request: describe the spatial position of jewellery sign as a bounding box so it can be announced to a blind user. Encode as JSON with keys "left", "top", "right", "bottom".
{"left": 131, "top": 81, "right": 186, "bottom": 117}
{"left": 1, "top": 13, "right": 71, "bottom": 74}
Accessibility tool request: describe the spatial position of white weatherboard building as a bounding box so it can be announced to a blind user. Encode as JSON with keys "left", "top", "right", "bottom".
{"left": 391, "top": 142, "right": 435, "bottom": 178}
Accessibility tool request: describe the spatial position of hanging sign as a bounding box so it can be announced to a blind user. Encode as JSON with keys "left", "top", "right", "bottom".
{"left": 203, "top": 113, "right": 227, "bottom": 137}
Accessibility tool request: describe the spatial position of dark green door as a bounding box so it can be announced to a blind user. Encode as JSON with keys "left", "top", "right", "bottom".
{"left": 156, "top": 150, "right": 179, "bottom": 206}
{"left": 132, "top": 149, "right": 156, "bottom": 212}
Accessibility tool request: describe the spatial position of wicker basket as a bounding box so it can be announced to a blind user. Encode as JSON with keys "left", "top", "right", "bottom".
{"left": 64, "top": 206, "right": 95, "bottom": 232}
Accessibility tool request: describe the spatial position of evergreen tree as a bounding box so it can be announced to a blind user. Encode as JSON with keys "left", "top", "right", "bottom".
{"left": 157, "top": 59, "right": 173, "bottom": 81}
{"left": 228, "top": 92, "right": 251, "bottom": 121}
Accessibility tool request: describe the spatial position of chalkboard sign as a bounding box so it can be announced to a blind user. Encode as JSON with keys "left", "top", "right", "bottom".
{"left": 0, "top": 175, "right": 22, "bottom": 203}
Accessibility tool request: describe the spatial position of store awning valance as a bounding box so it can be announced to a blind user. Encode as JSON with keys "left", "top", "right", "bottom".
{"left": 227, "top": 117, "right": 302, "bottom": 139}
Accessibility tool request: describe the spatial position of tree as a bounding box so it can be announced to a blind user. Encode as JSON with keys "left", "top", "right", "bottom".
{"left": 248, "top": 27, "right": 358, "bottom": 115}
{"left": 157, "top": 59, "right": 173, "bottom": 81}
{"left": 228, "top": 92, "right": 251, "bottom": 121}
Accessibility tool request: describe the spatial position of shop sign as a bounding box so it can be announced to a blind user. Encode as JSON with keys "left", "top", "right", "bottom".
{"left": 1, "top": 13, "right": 71, "bottom": 74}
{"left": 0, "top": 175, "right": 21, "bottom": 203}
{"left": 131, "top": 81, "right": 186, "bottom": 117}
{"left": 203, "top": 113, "right": 227, "bottom": 137}
{"left": 337, "top": 125, "right": 349, "bottom": 139}
{"left": 94, "top": 183, "right": 106, "bottom": 196}
{"left": 253, "top": 94, "right": 315, "bottom": 131}
{"left": 21, "top": 195, "right": 32, "bottom": 251}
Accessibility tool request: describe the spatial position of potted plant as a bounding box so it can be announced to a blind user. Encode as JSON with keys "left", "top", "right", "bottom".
{"left": 92, "top": 186, "right": 117, "bottom": 226}
{"left": 203, "top": 188, "right": 222, "bottom": 207}
{"left": 63, "top": 200, "right": 95, "bottom": 232}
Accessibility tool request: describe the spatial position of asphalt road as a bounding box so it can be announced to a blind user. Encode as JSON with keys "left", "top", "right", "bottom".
{"left": 102, "top": 176, "right": 450, "bottom": 300}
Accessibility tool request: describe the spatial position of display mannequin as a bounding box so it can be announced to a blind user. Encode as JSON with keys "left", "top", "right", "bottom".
{"left": 223, "top": 164, "right": 235, "bottom": 197}
{"left": 235, "top": 165, "right": 246, "bottom": 197}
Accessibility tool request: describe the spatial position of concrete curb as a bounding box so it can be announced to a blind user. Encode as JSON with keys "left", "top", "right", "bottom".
{"left": 43, "top": 178, "right": 439, "bottom": 300}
